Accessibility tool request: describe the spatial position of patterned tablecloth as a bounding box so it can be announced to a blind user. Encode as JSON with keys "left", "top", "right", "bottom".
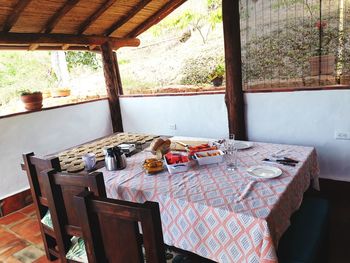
{"left": 99, "top": 141, "right": 319, "bottom": 263}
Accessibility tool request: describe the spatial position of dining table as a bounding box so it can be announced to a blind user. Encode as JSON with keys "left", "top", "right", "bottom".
{"left": 98, "top": 138, "right": 319, "bottom": 263}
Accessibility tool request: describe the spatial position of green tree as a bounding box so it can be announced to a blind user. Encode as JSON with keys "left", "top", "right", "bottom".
{"left": 65, "top": 51, "right": 101, "bottom": 71}
{"left": 151, "top": 0, "right": 222, "bottom": 44}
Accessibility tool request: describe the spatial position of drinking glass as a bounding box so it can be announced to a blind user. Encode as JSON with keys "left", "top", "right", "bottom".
{"left": 225, "top": 134, "right": 237, "bottom": 171}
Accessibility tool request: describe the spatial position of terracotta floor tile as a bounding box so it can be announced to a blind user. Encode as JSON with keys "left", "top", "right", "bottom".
{"left": 13, "top": 246, "right": 45, "bottom": 263}
{"left": 10, "top": 218, "right": 40, "bottom": 240}
{"left": 0, "top": 212, "right": 27, "bottom": 227}
{"left": 19, "top": 204, "right": 35, "bottom": 215}
{"left": 26, "top": 233, "right": 44, "bottom": 245}
{"left": 0, "top": 227, "right": 6, "bottom": 236}
{"left": 0, "top": 239, "right": 28, "bottom": 260}
{"left": 33, "top": 255, "right": 60, "bottom": 263}
{"left": 0, "top": 230, "right": 21, "bottom": 249}
{"left": 0, "top": 256, "right": 22, "bottom": 263}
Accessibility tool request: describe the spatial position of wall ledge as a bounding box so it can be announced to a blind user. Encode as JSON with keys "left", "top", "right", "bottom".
{"left": 120, "top": 90, "right": 225, "bottom": 98}
{"left": 0, "top": 97, "right": 108, "bottom": 120}
{"left": 244, "top": 85, "right": 350, "bottom": 93}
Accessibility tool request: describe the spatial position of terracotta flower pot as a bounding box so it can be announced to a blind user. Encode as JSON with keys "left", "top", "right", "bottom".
{"left": 21, "top": 93, "right": 43, "bottom": 111}
{"left": 309, "top": 55, "right": 335, "bottom": 76}
{"left": 52, "top": 89, "right": 71, "bottom": 98}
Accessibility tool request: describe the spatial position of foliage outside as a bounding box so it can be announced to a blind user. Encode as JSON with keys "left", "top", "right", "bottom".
{"left": 239, "top": 0, "right": 349, "bottom": 89}
{"left": 65, "top": 51, "right": 101, "bottom": 71}
{"left": 180, "top": 54, "right": 224, "bottom": 85}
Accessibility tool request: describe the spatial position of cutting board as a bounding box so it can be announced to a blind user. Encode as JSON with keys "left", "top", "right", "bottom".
{"left": 170, "top": 140, "right": 209, "bottom": 151}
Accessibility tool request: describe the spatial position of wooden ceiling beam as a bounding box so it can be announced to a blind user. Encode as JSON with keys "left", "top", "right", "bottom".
{"left": 0, "top": 45, "right": 101, "bottom": 52}
{"left": 0, "top": 32, "right": 140, "bottom": 49}
{"left": 126, "top": 0, "right": 187, "bottom": 38}
{"left": 43, "top": 0, "right": 80, "bottom": 34}
{"left": 2, "top": 0, "right": 32, "bottom": 32}
{"left": 78, "top": 0, "right": 118, "bottom": 35}
{"left": 105, "top": 0, "right": 152, "bottom": 36}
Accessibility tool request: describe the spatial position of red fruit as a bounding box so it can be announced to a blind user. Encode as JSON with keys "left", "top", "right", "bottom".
{"left": 181, "top": 156, "right": 189, "bottom": 163}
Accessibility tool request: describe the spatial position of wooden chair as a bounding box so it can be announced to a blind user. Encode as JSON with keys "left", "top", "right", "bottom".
{"left": 73, "top": 190, "right": 167, "bottom": 263}
{"left": 22, "top": 152, "right": 62, "bottom": 260}
{"left": 41, "top": 169, "right": 106, "bottom": 263}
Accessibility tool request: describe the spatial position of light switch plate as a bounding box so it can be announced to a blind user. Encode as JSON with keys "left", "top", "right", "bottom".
{"left": 335, "top": 131, "right": 350, "bottom": 140}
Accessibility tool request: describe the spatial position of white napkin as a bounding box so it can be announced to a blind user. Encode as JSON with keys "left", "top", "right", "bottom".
{"left": 234, "top": 181, "right": 257, "bottom": 202}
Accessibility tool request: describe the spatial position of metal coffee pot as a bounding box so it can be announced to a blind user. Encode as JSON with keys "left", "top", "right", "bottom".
{"left": 105, "top": 146, "right": 127, "bottom": 171}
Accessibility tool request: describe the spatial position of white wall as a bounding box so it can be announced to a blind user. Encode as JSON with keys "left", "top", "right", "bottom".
{"left": 120, "top": 91, "right": 350, "bottom": 181}
{"left": 0, "top": 99, "right": 113, "bottom": 199}
{"left": 2, "top": 90, "right": 348, "bottom": 199}
{"left": 120, "top": 94, "right": 229, "bottom": 139}
{"left": 245, "top": 90, "right": 350, "bottom": 181}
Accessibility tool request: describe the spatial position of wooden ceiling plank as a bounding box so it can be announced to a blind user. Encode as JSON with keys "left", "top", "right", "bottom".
{"left": 105, "top": 0, "right": 152, "bottom": 36}
{"left": 2, "top": 0, "right": 32, "bottom": 32}
{"left": 78, "top": 0, "right": 118, "bottom": 35}
{"left": 127, "top": 0, "right": 187, "bottom": 38}
{"left": 0, "top": 32, "right": 140, "bottom": 49}
{"left": 43, "top": 0, "right": 80, "bottom": 34}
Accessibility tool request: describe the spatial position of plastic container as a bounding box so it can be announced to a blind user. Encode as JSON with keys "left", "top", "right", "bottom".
{"left": 164, "top": 157, "right": 191, "bottom": 174}
{"left": 194, "top": 150, "right": 224, "bottom": 165}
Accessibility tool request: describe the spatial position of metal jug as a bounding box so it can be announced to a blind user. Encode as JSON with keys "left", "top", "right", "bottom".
{"left": 105, "top": 148, "right": 118, "bottom": 171}
{"left": 113, "top": 146, "right": 127, "bottom": 170}
{"left": 104, "top": 147, "right": 127, "bottom": 171}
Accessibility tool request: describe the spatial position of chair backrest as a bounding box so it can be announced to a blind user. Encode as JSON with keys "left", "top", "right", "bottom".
{"left": 22, "top": 152, "right": 61, "bottom": 259}
{"left": 74, "top": 190, "right": 166, "bottom": 263}
{"left": 22, "top": 152, "right": 61, "bottom": 215}
{"left": 41, "top": 169, "right": 107, "bottom": 263}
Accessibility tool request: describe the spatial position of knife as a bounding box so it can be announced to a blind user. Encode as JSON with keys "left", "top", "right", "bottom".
{"left": 282, "top": 157, "right": 299, "bottom": 163}
{"left": 263, "top": 158, "right": 296, "bottom": 167}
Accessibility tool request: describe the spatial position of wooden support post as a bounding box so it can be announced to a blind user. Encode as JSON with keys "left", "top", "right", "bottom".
{"left": 101, "top": 42, "right": 123, "bottom": 132}
{"left": 222, "top": 0, "right": 247, "bottom": 140}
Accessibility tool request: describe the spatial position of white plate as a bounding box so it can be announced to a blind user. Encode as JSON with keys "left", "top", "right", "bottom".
{"left": 246, "top": 165, "right": 282, "bottom": 179}
{"left": 234, "top": 141, "right": 253, "bottom": 150}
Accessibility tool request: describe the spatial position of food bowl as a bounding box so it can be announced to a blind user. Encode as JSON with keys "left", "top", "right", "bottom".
{"left": 194, "top": 150, "right": 224, "bottom": 165}
{"left": 164, "top": 153, "right": 190, "bottom": 174}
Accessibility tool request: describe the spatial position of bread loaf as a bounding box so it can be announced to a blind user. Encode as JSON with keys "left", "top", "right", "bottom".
{"left": 150, "top": 138, "right": 171, "bottom": 156}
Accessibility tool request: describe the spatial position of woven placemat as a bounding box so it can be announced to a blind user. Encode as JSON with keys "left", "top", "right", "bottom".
{"left": 57, "top": 133, "right": 159, "bottom": 172}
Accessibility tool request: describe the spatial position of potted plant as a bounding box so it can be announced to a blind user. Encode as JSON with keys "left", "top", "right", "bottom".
{"left": 209, "top": 64, "right": 225, "bottom": 86}
{"left": 52, "top": 87, "right": 71, "bottom": 98}
{"left": 20, "top": 90, "right": 43, "bottom": 111}
{"left": 309, "top": 20, "right": 335, "bottom": 76}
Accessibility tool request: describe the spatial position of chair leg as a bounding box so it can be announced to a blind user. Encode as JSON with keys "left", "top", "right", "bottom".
{"left": 42, "top": 233, "right": 58, "bottom": 261}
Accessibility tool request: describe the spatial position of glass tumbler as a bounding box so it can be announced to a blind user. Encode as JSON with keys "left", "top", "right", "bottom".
{"left": 225, "top": 134, "right": 237, "bottom": 171}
